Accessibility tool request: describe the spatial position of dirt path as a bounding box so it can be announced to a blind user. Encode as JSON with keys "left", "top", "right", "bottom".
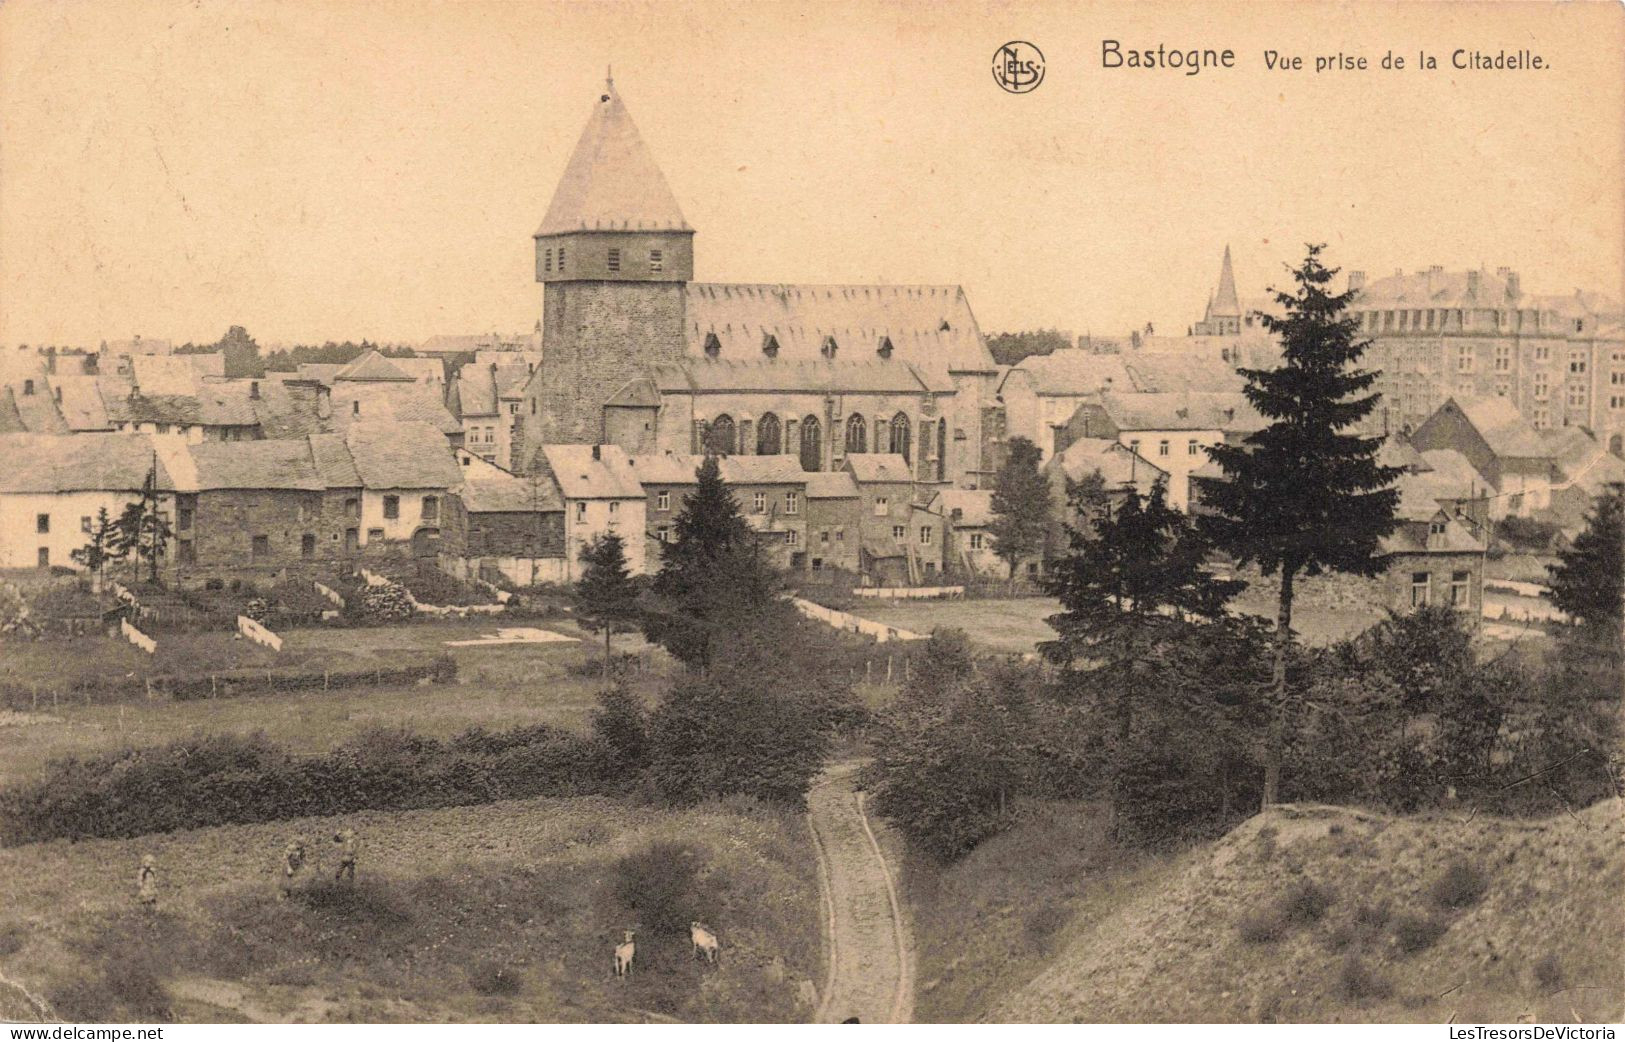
{"left": 808, "top": 763, "right": 912, "bottom": 1024}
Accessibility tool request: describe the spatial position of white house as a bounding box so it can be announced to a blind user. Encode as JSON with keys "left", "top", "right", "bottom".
{"left": 0, "top": 433, "right": 170, "bottom": 569}
{"left": 538, "top": 443, "right": 647, "bottom": 579}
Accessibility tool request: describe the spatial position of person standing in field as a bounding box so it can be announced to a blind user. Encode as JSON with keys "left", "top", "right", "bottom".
{"left": 332, "top": 828, "right": 358, "bottom": 883}
{"left": 136, "top": 855, "right": 159, "bottom": 911}
{"left": 279, "top": 839, "right": 309, "bottom": 900}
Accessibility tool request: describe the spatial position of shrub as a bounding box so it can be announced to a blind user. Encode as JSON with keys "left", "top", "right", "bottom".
{"left": 610, "top": 842, "right": 705, "bottom": 937}
{"left": 357, "top": 583, "right": 415, "bottom": 622}
{"left": 592, "top": 685, "right": 649, "bottom": 768}
{"left": 1430, "top": 861, "right": 1488, "bottom": 910}
{"left": 1237, "top": 906, "right": 1288, "bottom": 945}
{"left": 1392, "top": 912, "right": 1448, "bottom": 954}
{"left": 468, "top": 961, "right": 524, "bottom": 997}
{"left": 1352, "top": 900, "right": 1392, "bottom": 933}
{"left": 1281, "top": 879, "right": 1336, "bottom": 925}
{"left": 1338, "top": 956, "right": 1393, "bottom": 1001}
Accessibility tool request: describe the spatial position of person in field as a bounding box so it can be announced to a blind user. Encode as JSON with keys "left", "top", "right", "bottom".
{"left": 332, "top": 828, "right": 358, "bottom": 883}
{"left": 279, "top": 839, "right": 309, "bottom": 900}
{"left": 136, "top": 855, "right": 159, "bottom": 911}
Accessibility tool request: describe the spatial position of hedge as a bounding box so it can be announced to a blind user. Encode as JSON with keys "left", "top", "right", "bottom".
{"left": 0, "top": 722, "right": 619, "bottom": 845}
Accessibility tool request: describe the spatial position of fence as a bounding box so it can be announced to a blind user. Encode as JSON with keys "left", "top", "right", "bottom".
{"left": 850, "top": 585, "right": 965, "bottom": 600}
{"left": 313, "top": 581, "right": 345, "bottom": 607}
{"left": 119, "top": 617, "right": 156, "bottom": 654}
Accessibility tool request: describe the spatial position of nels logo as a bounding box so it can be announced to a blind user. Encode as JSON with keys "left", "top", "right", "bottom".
{"left": 993, "top": 41, "right": 1045, "bottom": 94}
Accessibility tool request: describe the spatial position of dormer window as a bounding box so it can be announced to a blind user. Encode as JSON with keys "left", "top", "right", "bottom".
{"left": 762, "top": 333, "right": 780, "bottom": 358}
{"left": 703, "top": 332, "right": 722, "bottom": 359}
{"left": 607, "top": 247, "right": 621, "bottom": 273}
{"left": 877, "top": 336, "right": 893, "bottom": 359}
{"left": 821, "top": 335, "right": 838, "bottom": 360}
{"left": 939, "top": 319, "right": 951, "bottom": 332}
{"left": 21, "top": 379, "right": 33, "bottom": 396}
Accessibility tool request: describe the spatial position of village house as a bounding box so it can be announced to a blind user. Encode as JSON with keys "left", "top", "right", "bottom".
{"left": 0, "top": 432, "right": 169, "bottom": 570}
{"left": 1381, "top": 471, "right": 1488, "bottom": 613}
{"left": 627, "top": 453, "right": 808, "bottom": 569}
{"left": 839, "top": 454, "right": 936, "bottom": 584}
{"left": 448, "top": 358, "right": 535, "bottom": 470}
{"left": 453, "top": 469, "right": 567, "bottom": 586}
{"left": 1409, "top": 396, "right": 1559, "bottom": 519}
{"left": 804, "top": 470, "right": 862, "bottom": 576}
{"left": 535, "top": 443, "right": 647, "bottom": 579}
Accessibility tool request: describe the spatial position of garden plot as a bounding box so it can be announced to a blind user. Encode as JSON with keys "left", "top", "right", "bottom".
{"left": 444, "top": 627, "right": 579, "bottom": 647}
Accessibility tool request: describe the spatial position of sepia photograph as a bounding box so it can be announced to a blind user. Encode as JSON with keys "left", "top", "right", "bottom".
{"left": 0, "top": 0, "right": 1621, "bottom": 1030}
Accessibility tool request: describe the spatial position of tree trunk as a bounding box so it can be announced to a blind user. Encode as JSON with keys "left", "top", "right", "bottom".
{"left": 1262, "top": 567, "right": 1296, "bottom": 809}
{"left": 603, "top": 628, "right": 613, "bottom": 690}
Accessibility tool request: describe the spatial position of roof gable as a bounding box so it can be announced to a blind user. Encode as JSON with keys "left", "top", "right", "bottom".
{"left": 535, "top": 84, "right": 691, "bottom": 237}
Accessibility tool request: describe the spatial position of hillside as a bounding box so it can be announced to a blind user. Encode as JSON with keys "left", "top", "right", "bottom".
{"left": 985, "top": 800, "right": 1623, "bottom": 1023}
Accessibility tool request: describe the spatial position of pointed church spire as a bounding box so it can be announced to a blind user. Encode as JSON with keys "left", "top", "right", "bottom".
{"left": 1211, "top": 245, "right": 1241, "bottom": 317}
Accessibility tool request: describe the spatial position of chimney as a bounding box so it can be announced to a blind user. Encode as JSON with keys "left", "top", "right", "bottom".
{"left": 1467, "top": 271, "right": 1481, "bottom": 298}
{"left": 1348, "top": 270, "right": 1366, "bottom": 293}
{"left": 1506, "top": 271, "right": 1521, "bottom": 300}
{"left": 249, "top": 380, "right": 260, "bottom": 400}
{"left": 591, "top": 444, "right": 602, "bottom": 461}
{"left": 45, "top": 353, "right": 56, "bottom": 375}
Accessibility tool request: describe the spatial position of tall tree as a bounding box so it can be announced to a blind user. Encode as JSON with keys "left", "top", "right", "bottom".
{"left": 1201, "top": 243, "right": 1402, "bottom": 807}
{"left": 71, "top": 507, "right": 118, "bottom": 593}
{"left": 988, "top": 436, "right": 1051, "bottom": 590}
{"left": 644, "top": 456, "right": 781, "bottom": 670}
{"left": 575, "top": 533, "right": 643, "bottom": 688}
{"left": 1547, "top": 483, "right": 1623, "bottom": 644}
{"left": 1042, "top": 478, "right": 1243, "bottom": 739}
{"left": 114, "top": 465, "right": 172, "bottom": 584}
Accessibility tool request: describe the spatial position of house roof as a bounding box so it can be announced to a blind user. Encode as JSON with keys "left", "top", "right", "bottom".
{"left": 295, "top": 363, "right": 346, "bottom": 385}
{"left": 130, "top": 355, "right": 210, "bottom": 395}
{"left": 535, "top": 83, "right": 691, "bottom": 237}
{"left": 0, "top": 433, "right": 165, "bottom": 493}
{"left": 1045, "top": 436, "right": 1166, "bottom": 494}
{"left": 805, "top": 471, "right": 860, "bottom": 500}
{"left": 334, "top": 350, "right": 415, "bottom": 383}
{"left": 186, "top": 440, "right": 324, "bottom": 491}
{"left": 627, "top": 452, "right": 805, "bottom": 486}
{"left": 930, "top": 487, "right": 992, "bottom": 526}
{"left": 309, "top": 433, "right": 363, "bottom": 488}
{"left": 605, "top": 375, "right": 662, "bottom": 409}
{"left": 386, "top": 357, "right": 445, "bottom": 385}
{"left": 844, "top": 453, "right": 913, "bottom": 483}
{"left": 50, "top": 374, "right": 112, "bottom": 430}
{"left": 1355, "top": 268, "right": 1519, "bottom": 310}
{"left": 649, "top": 357, "right": 948, "bottom": 396}
{"left": 329, "top": 382, "right": 462, "bottom": 434}
{"left": 1377, "top": 436, "right": 1430, "bottom": 473}
{"left": 1382, "top": 512, "right": 1485, "bottom": 555}
{"left": 451, "top": 361, "right": 533, "bottom": 417}
{"left": 1121, "top": 354, "right": 1246, "bottom": 394}
{"left": 541, "top": 443, "right": 643, "bottom": 499}
{"left": 1097, "top": 390, "right": 1264, "bottom": 433}
{"left": 1445, "top": 396, "right": 1549, "bottom": 459}
{"left": 344, "top": 422, "right": 463, "bottom": 489}
{"left": 1418, "top": 449, "right": 1492, "bottom": 497}
{"left": 683, "top": 283, "right": 994, "bottom": 374}
{"left": 1004, "top": 351, "right": 1132, "bottom": 397}
{"left": 460, "top": 474, "right": 564, "bottom": 513}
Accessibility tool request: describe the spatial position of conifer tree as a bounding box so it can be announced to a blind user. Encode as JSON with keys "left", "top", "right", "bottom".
{"left": 1201, "top": 244, "right": 1402, "bottom": 807}
{"left": 71, "top": 507, "right": 117, "bottom": 592}
{"left": 988, "top": 436, "right": 1052, "bottom": 589}
{"left": 575, "top": 533, "right": 642, "bottom": 688}
{"left": 1547, "top": 482, "right": 1623, "bottom": 650}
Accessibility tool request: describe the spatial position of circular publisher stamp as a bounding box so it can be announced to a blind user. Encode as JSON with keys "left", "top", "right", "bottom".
{"left": 993, "top": 41, "right": 1046, "bottom": 93}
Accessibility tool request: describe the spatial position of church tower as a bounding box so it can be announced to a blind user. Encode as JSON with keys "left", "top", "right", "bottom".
{"left": 1193, "top": 245, "right": 1242, "bottom": 336}
{"left": 521, "top": 74, "right": 694, "bottom": 456}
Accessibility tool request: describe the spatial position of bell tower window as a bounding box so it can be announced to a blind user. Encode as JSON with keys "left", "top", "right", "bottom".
{"left": 607, "top": 247, "right": 621, "bottom": 273}
{"left": 649, "top": 249, "right": 663, "bottom": 273}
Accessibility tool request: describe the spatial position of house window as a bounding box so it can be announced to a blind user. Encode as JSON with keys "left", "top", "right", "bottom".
{"left": 252, "top": 534, "right": 271, "bottom": 560}
{"left": 919, "top": 526, "right": 932, "bottom": 546}
{"left": 1429, "top": 520, "right": 1447, "bottom": 536}
{"left": 35, "top": 514, "right": 49, "bottom": 534}
{"left": 834, "top": 527, "right": 845, "bottom": 542}
{"left": 422, "top": 496, "right": 439, "bottom": 521}
{"left": 179, "top": 539, "right": 195, "bottom": 564}
{"left": 607, "top": 247, "right": 621, "bottom": 273}
{"left": 36, "top": 547, "right": 48, "bottom": 567}
{"left": 1410, "top": 571, "right": 1430, "bottom": 608}
{"left": 892, "top": 525, "right": 906, "bottom": 541}
{"left": 383, "top": 495, "right": 400, "bottom": 519}
{"left": 1456, "top": 345, "right": 1474, "bottom": 372}
{"left": 1187, "top": 439, "right": 1199, "bottom": 455}
{"left": 657, "top": 525, "right": 670, "bottom": 542}
{"left": 969, "top": 532, "right": 984, "bottom": 550}
{"left": 575, "top": 502, "right": 587, "bottom": 525}
{"left": 1534, "top": 345, "right": 1551, "bottom": 361}
{"left": 786, "top": 530, "right": 799, "bottom": 547}
{"left": 80, "top": 515, "right": 92, "bottom": 533}
{"left": 301, "top": 534, "right": 316, "bottom": 559}
{"left": 1534, "top": 374, "right": 1549, "bottom": 400}
{"left": 1128, "top": 439, "right": 1141, "bottom": 454}
{"left": 820, "top": 529, "right": 830, "bottom": 544}
{"left": 874, "top": 496, "right": 889, "bottom": 517}
{"left": 156, "top": 423, "right": 170, "bottom": 435}
{"left": 1494, "top": 346, "right": 1511, "bottom": 371}
{"left": 609, "top": 501, "right": 619, "bottom": 516}
{"left": 1569, "top": 352, "right": 1587, "bottom": 374}
{"left": 785, "top": 491, "right": 799, "bottom": 515}
{"left": 649, "top": 249, "right": 663, "bottom": 272}
{"left": 367, "top": 528, "right": 384, "bottom": 542}
{"left": 345, "top": 497, "right": 360, "bottom": 519}
{"left": 1158, "top": 440, "right": 1170, "bottom": 457}
{"left": 753, "top": 491, "right": 767, "bottom": 514}
{"left": 1450, "top": 571, "right": 1471, "bottom": 606}
{"left": 657, "top": 490, "right": 670, "bottom": 511}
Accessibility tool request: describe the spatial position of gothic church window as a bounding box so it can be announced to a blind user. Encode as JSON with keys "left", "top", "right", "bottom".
{"left": 891, "top": 413, "right": 911, "bottom": 463}
{"left": 846, "top": 413, "right": 867, "bottom": 454}
{"left": 800, "top": 415, "right": 822, "bottom": 472}
{"left": 707, "top": 414, "right": 736, "bottom": 455}
{"left": 757, "top": 412, "right": 782, "bottom": 455}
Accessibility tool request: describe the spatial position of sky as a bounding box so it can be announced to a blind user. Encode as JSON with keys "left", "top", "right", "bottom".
{"left": 1, "top": 0, "right": 1622, "bottom": 347}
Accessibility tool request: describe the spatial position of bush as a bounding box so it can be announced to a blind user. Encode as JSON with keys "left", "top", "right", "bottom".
{"left": 1237, "top": 906, "right": 1288, "bottom": 945}
{"left": 468, "top": 961, "right": 524, "bottom": 996}
{"left": 1281, "top": 879, "right": 1336, "bottom": 925}
{"left": 592, "top": 685, "right": 649, "bottom": 768}
{"left": 610, "top": 842, "right": 705, "bottom": 937}
{"left": 357, "top": 583, "right": 415, "bottom": 622}
{"left": 1430, "top": 861, "right": 1488, "bottom": 910}
{"left": 1532, "top": 953, "right": 1564, "bottom": 991}
{"left": 1392, "top": 912, "right": 1449, "bottom": 954}
{"left": 1337, "top": 956, "right": 1393, "bottom": 1001}
{"left": 0, "top": 724, "right": 615, "bottom": 845}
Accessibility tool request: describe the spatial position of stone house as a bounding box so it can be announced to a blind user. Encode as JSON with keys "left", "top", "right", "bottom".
{"left": 0, "top": 433, "right": 170, "bottom": 570}
{"left": 628, "top": 452, "right": 808, "bottom": 569}
{"left": 804, "top": 471, "right": 862, "bottom": 576}
{"left": 1409, "top": 396, "right": 1558, "bottom": 519}
{"left": 449, "top": 359, "right": 534, "bottom": 470}
{"left": 455, "top": 470, "right": 568, "bottom": 586}
{"left": 536, "top": 443, "right": 647, "bottom": 579}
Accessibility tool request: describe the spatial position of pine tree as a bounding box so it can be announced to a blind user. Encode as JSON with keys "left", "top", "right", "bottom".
{"left": 71, "top": 507, "right": 117, "bottom": 592}
{"left": 1042, "top": 478, "right": 1243, "bottom": 740}
{"left": 575, "top": 533, "right": 643, "bottom": 688}
{"left": 1201, "top": 244, "right": 1403, "bottom": 807}
{"left": 988, "top": 436, "right": 1051, "bottom": 590}
{"left": 1547, "top": 482, "right": 1623, "bottom": 650}
{"left": 644, "top": 456, "right": 781, "bottom": 670}
{"left": 114, "top": 464, "right": 172, "bottom": 585}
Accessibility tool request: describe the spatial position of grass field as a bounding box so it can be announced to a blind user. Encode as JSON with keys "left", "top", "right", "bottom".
{"left": 0, "top": 794, "right": 822, "bottom": 1023}
{"left": 0, "top": 619, "right": 670, "bottom": 787}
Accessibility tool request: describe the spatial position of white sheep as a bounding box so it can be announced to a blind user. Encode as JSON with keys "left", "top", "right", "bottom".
{"left": 614, "top": 930, "right": 636, "bottom": 979}
{"left": 690, "top": 921, "right": 719, "bottom": 964}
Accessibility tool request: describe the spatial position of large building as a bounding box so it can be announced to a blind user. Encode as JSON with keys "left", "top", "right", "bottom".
{"left": 516, "top": 77, "right": 999, "bottom": 490}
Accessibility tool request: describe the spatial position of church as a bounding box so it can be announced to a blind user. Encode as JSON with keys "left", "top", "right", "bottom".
{"left": 514, "top": 77, "right": 1000, "bottom": 490}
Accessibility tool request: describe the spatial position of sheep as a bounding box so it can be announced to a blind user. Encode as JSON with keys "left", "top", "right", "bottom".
{"left": 614, "top": 930, "right": 636, "bottom": 979}
{"left": 690, "top": 921, "right": 720, "bottom": 964}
